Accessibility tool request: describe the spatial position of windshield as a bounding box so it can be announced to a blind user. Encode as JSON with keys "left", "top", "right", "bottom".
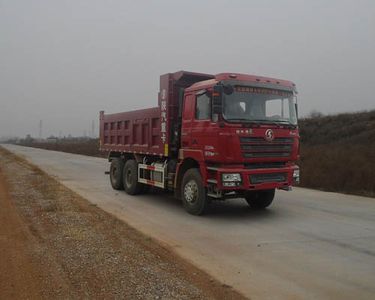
{"left": 223, "top": 86, "right": 298, "bottom": 125}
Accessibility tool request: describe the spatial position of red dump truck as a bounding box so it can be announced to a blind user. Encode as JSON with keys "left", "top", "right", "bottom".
{"left": 100, "top": 71, "right": 300, "bottom": 215}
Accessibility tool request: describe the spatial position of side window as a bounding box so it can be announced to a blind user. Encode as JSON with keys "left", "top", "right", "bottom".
{"left": 195, "top": 94, "right": 211, "bottom": 120}
{"left": 265, "top": 99, "right": 282, "bottom": 117}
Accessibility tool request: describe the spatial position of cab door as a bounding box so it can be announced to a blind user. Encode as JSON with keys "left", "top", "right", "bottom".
{"left": 190, "top": 92, "right": 219, "bottom": 159}
{"left": 191, "top": 92, "right": 211, "bottom": 148}
{"left": 181, "top": 93, "right": 194, "bottom": 148}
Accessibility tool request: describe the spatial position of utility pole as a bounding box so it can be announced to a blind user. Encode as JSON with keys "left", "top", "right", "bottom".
{"left": 39, "top": 120, "right": 43, "bottom": 139}
{"left": 91, "top": 120, "right": 95, "bottom": 138}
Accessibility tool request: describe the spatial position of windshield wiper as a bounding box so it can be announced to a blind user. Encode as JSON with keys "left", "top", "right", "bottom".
{"left": 226, "top": 118, "right": 297, "bottom": 128}
{"left": 227, "top": 118, "right": 282, "bottom": 125}
{"left": 251, "top": 119, "right": 297, "bottom": 127}
{"left": 271, "top": 120, "right": 298, "bottom": 127}
{"left": 226, "top": 118, "right": 262, "bottom": 123}
{"left": 273, "top": 120, "right": 293, "bottom": 124}
{"left": 250, "top": 119, "right": 281, "bottom": 126}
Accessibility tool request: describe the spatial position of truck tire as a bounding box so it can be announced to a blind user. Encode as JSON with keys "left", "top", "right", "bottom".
{"left": 123, "top": 159, "right": 143, "bottom": 195}
{"left": 245, "top": 189, "right": 275, "bottom": 209}
{"left": 110, "top": 158, "right": 124, "bottom": 190}
{"left": 181, "top": 168, "right": 208, "bottom": 215}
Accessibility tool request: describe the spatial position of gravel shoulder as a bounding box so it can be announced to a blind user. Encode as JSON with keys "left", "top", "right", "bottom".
{"left": 0, "top": 146, "right": 246, "bottom": 299}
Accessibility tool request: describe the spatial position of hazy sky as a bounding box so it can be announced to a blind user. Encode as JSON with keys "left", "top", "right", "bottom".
{"left": 1, "top": 0, "right": 374, "bottom": 138}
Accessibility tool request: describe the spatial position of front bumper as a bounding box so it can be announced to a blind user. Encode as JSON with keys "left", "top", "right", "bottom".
{"left": 207, "top": 164, "right": 299, "bottom": 191}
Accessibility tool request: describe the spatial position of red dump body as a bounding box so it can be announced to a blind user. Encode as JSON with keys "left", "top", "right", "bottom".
{"left": 100, "top": 71, "right": 214, "bottom": 156}
{"left": 100, "top": 108, "right": 162, "bottom": 155}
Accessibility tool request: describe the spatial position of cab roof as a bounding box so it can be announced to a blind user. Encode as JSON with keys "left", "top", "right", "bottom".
{"left": 185, "top": 72, "right": 295, "bottom": 92}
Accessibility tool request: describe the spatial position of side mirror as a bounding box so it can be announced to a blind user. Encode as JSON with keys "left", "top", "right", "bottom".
{"left": 223, "top": 84, "right": 234, "bottom": 95}
{"left": 212, "top": 85, "right": 223, "bottom": 115}
{"left": 295, "top": 103, "right": 298, "bottom": 119}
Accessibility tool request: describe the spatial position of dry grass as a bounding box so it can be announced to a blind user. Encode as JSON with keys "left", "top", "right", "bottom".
{"left": 21, "top": 139, "right": 105, "bottom": 158}
{"left": 298, "top": 110, "right": 375, "bottom": 197}
{"left": 299, "top": 144, "right": 375, "bottom": 197}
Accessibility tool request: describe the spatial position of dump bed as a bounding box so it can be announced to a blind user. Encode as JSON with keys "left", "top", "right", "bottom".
{"left": 99, "top": 71, "right": 214, "bottom": 157}
{"left": 100, "top": 107, "right": 167, "bottom": 156}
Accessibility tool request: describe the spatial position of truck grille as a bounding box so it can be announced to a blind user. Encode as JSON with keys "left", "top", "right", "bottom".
{"left": 240, "top": 137, "right": 293, "bottom": 159}
{"left": 250, "top": 173, "right": 287, "bottom": 184}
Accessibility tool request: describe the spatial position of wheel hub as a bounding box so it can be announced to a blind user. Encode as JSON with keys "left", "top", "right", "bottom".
{"left": 112, "top": 166, "right": 117, "bottom": 176}
{"left": 126, "top": 169, "right": 132, "bottom": 186}
{"left": 184, "top": 180, "right": 198, "bottom": 204}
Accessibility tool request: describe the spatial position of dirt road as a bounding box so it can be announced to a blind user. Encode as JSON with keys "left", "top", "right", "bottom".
{"left": 3, "top": 144, "right": 375, "bottom": 299}
{"left": 0, "top": 147, "right": 243, "bottom": 299}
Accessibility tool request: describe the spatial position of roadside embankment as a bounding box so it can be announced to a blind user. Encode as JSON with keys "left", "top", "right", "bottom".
{"left": 0, "top": 146, "right": 245, "bottom": 299}
{"left": 299, "top": 110, "right": 375, "bottom": 197}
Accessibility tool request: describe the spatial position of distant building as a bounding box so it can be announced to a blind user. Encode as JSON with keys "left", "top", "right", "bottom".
{"left": 46, "top": 136, "right": 58, "bottom": 143}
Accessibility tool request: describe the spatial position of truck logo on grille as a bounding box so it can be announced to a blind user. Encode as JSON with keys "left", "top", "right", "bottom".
{"left": 265, "top": 129, "right": 274, "bottom": 141}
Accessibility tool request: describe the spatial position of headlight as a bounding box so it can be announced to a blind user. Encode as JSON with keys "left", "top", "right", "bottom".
{"left": 222, "top": 173, "right": 242, "bottom": 182}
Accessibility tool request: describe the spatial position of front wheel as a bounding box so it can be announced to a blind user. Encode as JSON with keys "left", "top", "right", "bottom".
{"left": 181, "top": 169, "right": 208, "bottom": 215}
{"left": 245, "top": 189, "right": 275, "bottom": 209}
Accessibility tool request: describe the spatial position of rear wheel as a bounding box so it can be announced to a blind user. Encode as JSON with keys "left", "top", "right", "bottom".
{"left": 123, "top": 159, "right": 143, "bottom": 195}
{"left": 110, "top": 158, "right": 124, "bottom": 190}
{"left": 245, "top": 189, "right": 275, "bottom": 209}
{"left": 181, "top": 169, "right": 208, "bottom": 215}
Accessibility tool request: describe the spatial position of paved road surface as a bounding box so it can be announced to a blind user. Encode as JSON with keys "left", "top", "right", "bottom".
{"left": 3, "top": 145, "right": 375, "bottom": 299}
